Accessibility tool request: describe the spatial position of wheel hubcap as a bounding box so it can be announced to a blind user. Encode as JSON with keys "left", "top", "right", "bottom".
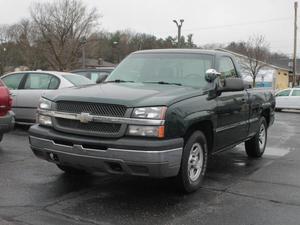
{"left": 188, "top": 143, "right": 204, "bottom": 182}
{"left": 258, "top": 124, "right": 266, "bottom": 150}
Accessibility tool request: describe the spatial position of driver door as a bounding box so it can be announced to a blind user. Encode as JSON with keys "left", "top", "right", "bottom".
{"left": 215, "top": 56, "right": 249, "bottom": 150}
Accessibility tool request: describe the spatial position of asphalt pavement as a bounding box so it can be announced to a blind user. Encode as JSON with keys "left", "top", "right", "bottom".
{"left": 0, "top": 111, "right": 300, "bottom": 225}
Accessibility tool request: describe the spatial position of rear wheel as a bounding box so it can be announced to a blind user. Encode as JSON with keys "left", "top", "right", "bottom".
{"left": 56, "top": 164, "right": 88, "bottom": 175}
{"left": 245, "top": 117, "right": 267, "bottom": 158}
{"left": 176, "top": 131, "right": 208, "bottom": 193}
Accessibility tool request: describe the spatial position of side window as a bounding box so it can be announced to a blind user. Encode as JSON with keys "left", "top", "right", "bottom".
{"left": 1, "top": 73, "right": 25, "bottom": 90}
{"left": 48, "top": 76, "right": 60, "bottom": 89}
{"left": 219, "top": 57, "right": 237, "bottom": 78}
{"left": 276, "top": 90, "right": 291, "bottom": 97}
{"left": 24, "top": 73, "right": 54, "bottom": 90}
{"left": 291, "top": 90, "right": 300, "bottom": 96}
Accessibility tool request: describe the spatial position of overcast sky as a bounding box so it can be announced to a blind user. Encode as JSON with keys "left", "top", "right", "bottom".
{"left": 0, "top": 0, "right": 296, "bottom": 56}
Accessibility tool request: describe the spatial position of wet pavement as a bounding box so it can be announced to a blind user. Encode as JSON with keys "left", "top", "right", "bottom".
{"left": 0, "top": 111, "right": 300, "bottom": 225}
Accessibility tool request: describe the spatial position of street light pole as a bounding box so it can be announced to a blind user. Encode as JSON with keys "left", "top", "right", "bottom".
{"left": 173, "top": 19, "right": 184, "bottom": 48}
{"left": 293, "top": 1, "right": 298, "bottom": 87}
{"left": 80, "top": 37, "right": 87, "bottom": 69}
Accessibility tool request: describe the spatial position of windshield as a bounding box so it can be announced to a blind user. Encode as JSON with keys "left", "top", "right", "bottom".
{"left": 62, "top": 75, "right": 95, "bottom": 86}
{"left": 107, "top": 53, "right": 214, "bottom": 88}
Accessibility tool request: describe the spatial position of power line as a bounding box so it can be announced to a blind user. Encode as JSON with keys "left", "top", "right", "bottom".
{"left": 182, "top": 17, "right": 293, "bottom": 32}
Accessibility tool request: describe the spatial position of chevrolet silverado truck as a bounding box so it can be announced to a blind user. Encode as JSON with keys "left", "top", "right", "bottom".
{"left": 29, "top": 49, "right": 275, "bottom": 192}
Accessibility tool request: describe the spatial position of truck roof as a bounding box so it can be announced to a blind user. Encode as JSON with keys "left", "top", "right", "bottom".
{"left": 132, "top": 49, "right": 231, "bottom": 56}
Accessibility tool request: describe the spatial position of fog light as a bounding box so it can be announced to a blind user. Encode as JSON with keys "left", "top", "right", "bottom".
{"left": 38, "top": 114, "right": 52, "bottom": 126}
{"left": 128, "top": 125, "right": 164, "bottom": 138}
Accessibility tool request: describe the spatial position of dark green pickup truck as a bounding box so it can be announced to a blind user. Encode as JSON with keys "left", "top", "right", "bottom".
{"left": 29, "top": 49, "right": 275, "bottom": 192}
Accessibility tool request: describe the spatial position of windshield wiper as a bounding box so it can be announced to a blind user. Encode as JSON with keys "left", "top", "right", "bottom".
{"left": 143, "top": 81, "right": 182, "bottom": 86}
{"left": 105, "top": 79, "right": 135, "bottom": 83}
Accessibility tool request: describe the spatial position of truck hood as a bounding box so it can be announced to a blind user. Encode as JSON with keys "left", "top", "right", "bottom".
{"left": 44, "top": 83, "right": 205, "bottom": 107}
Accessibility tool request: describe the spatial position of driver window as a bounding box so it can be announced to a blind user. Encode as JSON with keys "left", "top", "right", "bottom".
{"left": 219, "top": 57, "right": 237, "bottom": 78}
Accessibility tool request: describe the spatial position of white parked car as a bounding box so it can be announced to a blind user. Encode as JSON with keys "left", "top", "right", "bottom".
{"left": 275, "top": 88, "right": 300, "bottom": 111}
{"left": 1, "top": 71, "right": 95, "bottom": 124}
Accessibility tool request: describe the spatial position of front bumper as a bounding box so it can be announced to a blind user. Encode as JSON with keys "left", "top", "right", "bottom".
{"left": 0, "top": 111, "right": 15, "bottom": 134}
{"left": 29, "top": 125, "right": 184, "bottom": 178}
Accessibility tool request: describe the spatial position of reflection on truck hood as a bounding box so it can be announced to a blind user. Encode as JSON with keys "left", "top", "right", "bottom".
{"left": 43, "top": 83, "right": 205, "bottom": 107}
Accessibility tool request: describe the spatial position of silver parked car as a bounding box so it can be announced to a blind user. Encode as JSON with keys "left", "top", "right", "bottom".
{"left": 70, "top": 67, "right": 115, "bottom": 83}
{"left": 275, "top": 88, "right": 300, "bottom": 111}
{"left": 1, "top": 71, "right": 94, "bottom": 124}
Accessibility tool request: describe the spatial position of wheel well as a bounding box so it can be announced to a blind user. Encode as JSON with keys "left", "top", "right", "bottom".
{"left": 184, "top": 121, "right": 214, "bottom": 153}
{"left": 262, "top": 108, "right": 270, "bottom": 126}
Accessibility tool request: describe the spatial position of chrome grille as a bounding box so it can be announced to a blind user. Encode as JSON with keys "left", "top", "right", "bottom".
{"left": 56, "top": 101, "right": 127, "bottom": 117}
{"left": 53, "top": 101, "right": 127, "bottom": 137}
{"left": 55, "top": 118, "right": 122, "bottom": 135}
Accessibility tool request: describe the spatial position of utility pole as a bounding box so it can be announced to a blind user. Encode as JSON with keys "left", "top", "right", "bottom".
{"left": 173, "top": 19, "right": 184, "bottom": 48}
{"left": 293, "top": 1, "right": 298, "bottom": 87}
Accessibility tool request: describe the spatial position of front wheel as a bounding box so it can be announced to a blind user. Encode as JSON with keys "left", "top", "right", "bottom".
{"left": 245, "top": 117, "right": 267, "bottom": 158}
{"left": 176, "top": 131, "right": 208, "bottom": 193}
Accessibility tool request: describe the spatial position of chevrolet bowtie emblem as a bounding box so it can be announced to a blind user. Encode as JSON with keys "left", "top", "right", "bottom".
{"left": 78, "top": 112, "right": 93, "bottom": 123}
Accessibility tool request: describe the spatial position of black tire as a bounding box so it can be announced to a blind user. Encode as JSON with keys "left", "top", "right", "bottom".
{"left": 245, "top": 117, "right": 267, "bottom": 158}
{"left": 176, "top": 130, "right": 208, "bottom": 193}
{"left": 0, "top": 134, "right": 3, "bottom": 142}
{"left": 56, "top": 164, "right": 88, "bottom": 175}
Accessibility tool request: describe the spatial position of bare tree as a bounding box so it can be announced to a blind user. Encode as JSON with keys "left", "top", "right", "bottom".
{"left": 0, "top": 25, "right": 13, "bottom": 75}
{"left": 241, "top": 35, "right": 270, "bottom": 87}
{"left": 30, "top": 0, "right": 99, "bottom": 70}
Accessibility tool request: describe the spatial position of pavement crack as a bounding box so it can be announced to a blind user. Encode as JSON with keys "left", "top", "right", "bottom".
{"left": 225, "top": 190, "right": 300, "bottom": 207}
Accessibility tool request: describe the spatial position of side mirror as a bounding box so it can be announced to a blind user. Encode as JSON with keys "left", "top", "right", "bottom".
{"left": 219, "top": 78, "right": 245, "bottom": 92}
{"left": 205, "top": 69, "right": 221, "bottom": 82}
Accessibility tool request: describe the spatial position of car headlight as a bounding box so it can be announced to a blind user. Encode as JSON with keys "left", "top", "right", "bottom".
{"left": 37, "top": 114, "right": 52, "bottom": 126}
{"left": 127, "top": 125, "right": 165, "bottom": 138}
{"left": 132, "top": 107, "right": 167, "bottom": 119}
{"left": 38, "top": 97, "right": 52, "bottom": 110}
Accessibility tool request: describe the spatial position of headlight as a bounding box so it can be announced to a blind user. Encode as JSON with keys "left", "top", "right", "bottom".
{"left": 132, "top": 107, "right": 167, "bottom": 119}
{"left": 37, "top": 114, "right": 52, "bottom": 126}
{"left": 127, "top": 125, "right": 165, "bottom": 138}
{"left": 38, "top": 97, "right": 52, "bottom": 110}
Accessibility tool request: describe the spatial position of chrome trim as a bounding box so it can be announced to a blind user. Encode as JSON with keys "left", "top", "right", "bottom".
{"left": 38, "top": 110, "right": 165, "bottom": 126}
{"left": 216, "top": 117, "right": 259, "bottom": 133}
{"left": 249, "top": 117, "right": 259, "bottom": 123}
{"left": 108, "top": 147, "right": 182, "bottom": 154}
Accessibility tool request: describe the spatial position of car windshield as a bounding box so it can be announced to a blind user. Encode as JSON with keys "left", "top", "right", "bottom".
{"left": 62, "top": 75, "right": 95, "bottom": 86}
{"left": 106, "top": 53, "right": 214, "bottom": 89}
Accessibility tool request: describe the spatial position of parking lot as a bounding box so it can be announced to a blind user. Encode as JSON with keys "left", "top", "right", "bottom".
{"left": 0, "top": 111, "right": 299, "bottom": 225}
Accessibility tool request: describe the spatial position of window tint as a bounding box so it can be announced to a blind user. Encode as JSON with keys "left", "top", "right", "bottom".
{"left": 24, "top": 73, "right": 55, "bottom": 89}
{"left": 219, "top": 57, "right": 237, "bottom": 78}
{"left": 2, "top": 73, "right": 25, "bottom": 90}
{"left": 276, "top": 90, "right": 291, "bottom": 97}
{"left": 291, "top": 90, "right": 300, "bottom": 96}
